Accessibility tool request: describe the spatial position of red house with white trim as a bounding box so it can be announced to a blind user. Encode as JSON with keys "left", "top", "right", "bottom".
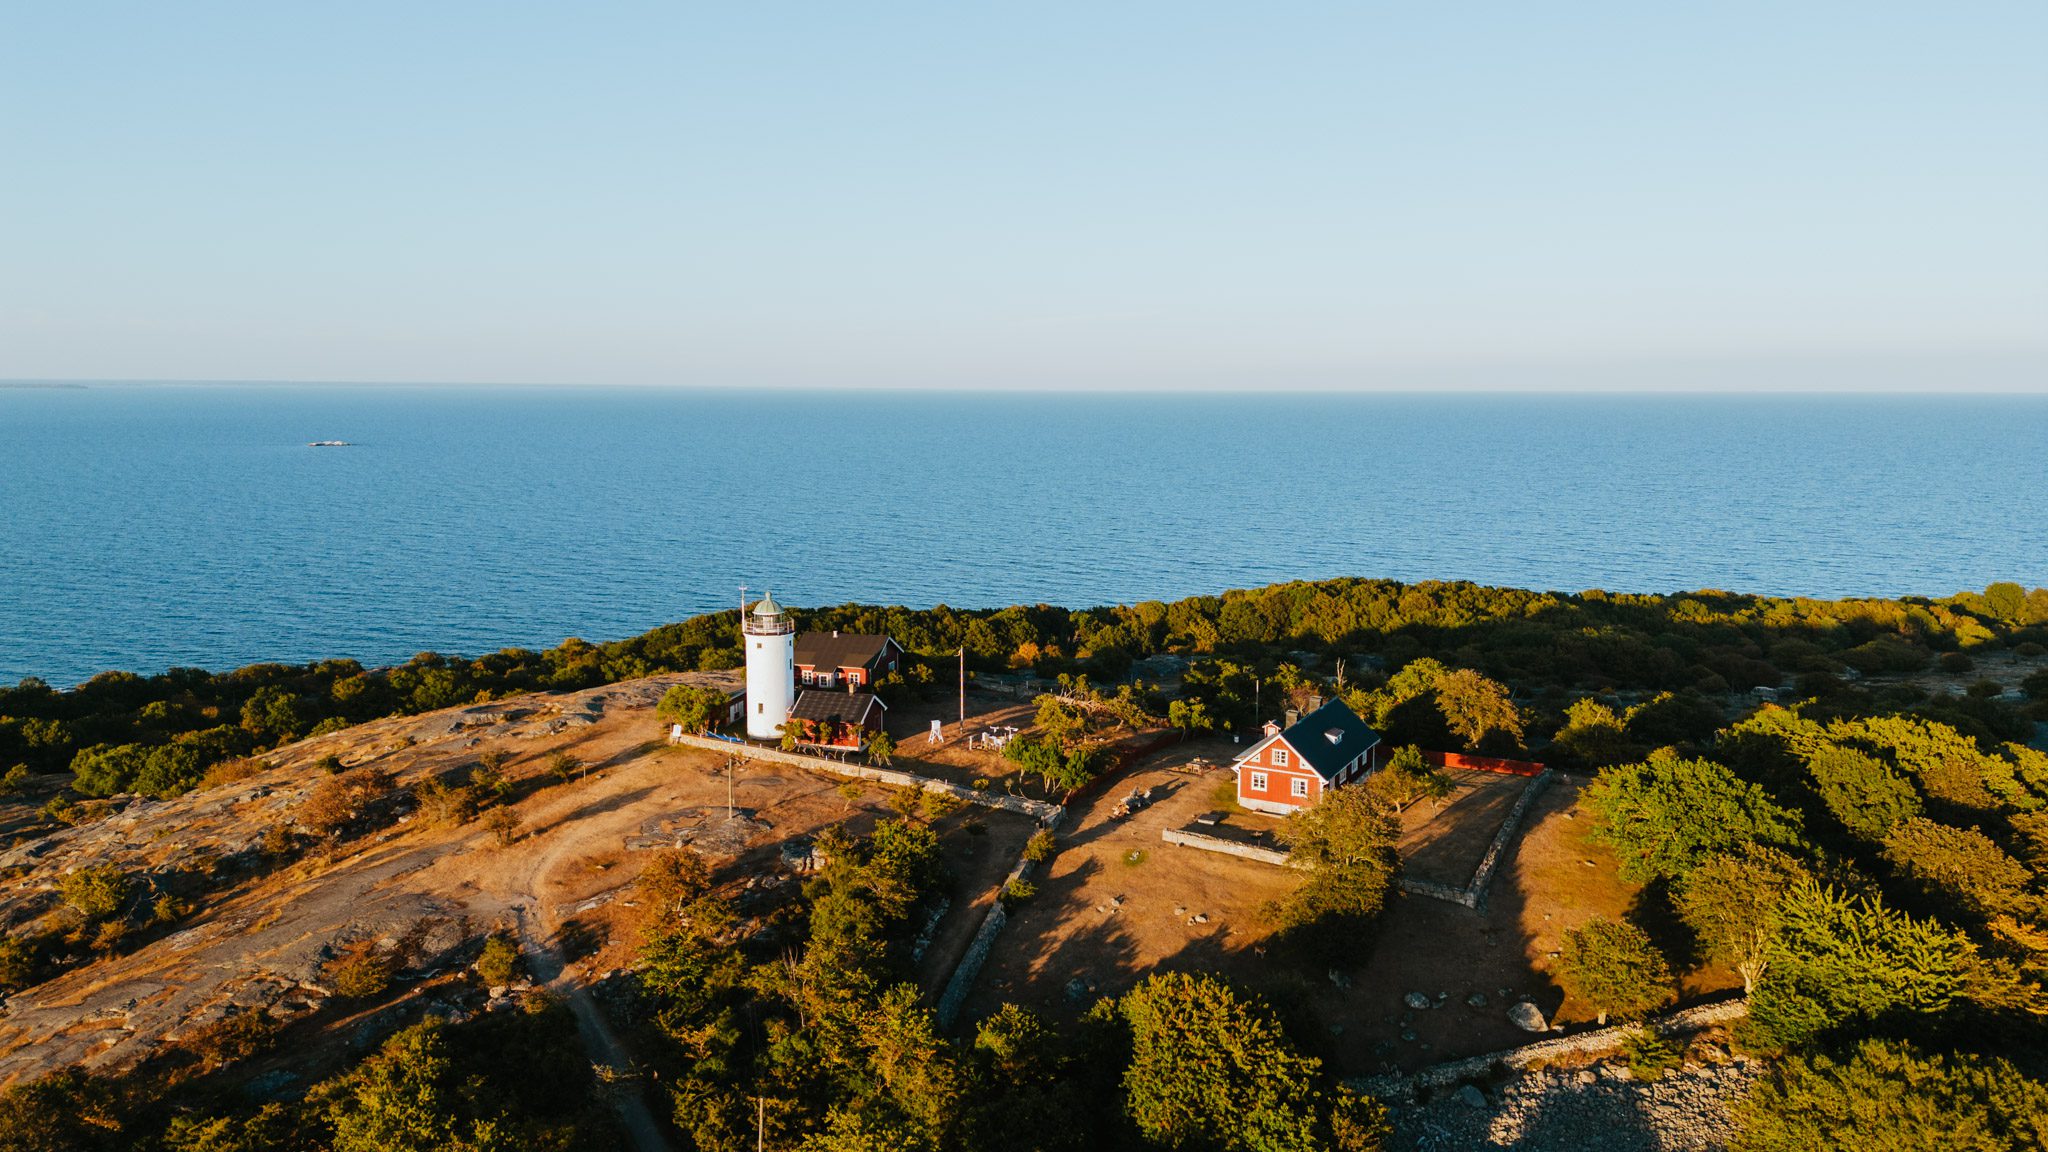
{"left": 794, "top": 631, "right": 905, "bottom": 690}
{"left": 1232, "top": 698, "right": 1383, "bottom": 815}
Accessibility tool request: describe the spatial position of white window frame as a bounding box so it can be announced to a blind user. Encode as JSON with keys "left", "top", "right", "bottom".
{"left": 1249, "top": 772, "right": 1268, "bottom": 792}
{"left": 1272, "top": 747, "right": 1289, "bottom": 767}
{"left": 1291, "top": 777, "right": 1309, "bottom": 798}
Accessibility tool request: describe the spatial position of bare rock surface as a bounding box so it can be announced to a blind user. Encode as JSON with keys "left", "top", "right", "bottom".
{"left": 1387, "top": 1058, "right": 1760, "bottom": 1151}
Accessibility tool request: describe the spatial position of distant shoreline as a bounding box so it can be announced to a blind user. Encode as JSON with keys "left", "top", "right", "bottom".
{"left": 0, "top": 381, "right": 89, "bottom": 389}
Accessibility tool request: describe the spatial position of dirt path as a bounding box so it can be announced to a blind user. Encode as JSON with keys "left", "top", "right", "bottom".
{"left": 514, "top": 873, "right": 669, "bottom": 1152}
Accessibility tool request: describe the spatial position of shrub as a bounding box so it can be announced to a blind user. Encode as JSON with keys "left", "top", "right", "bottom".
{"left": 1735, "top": 1039, "right": 2048, "bottom": 1151}
{"left": 1806, "top": 745, "right": 1920, "bottom": 842}
{"left": 181, "top": 1009, "right": 281, "bottom": 1072}
{"left": 1022, "top": 830, "right": 1057, "bottom": 863}
{"left": 476, "top": 934, "right": 521, "bottom": 987}
{"left": 545, "top": 751, "right": 580, "bottom": 782}
{"left": 636, "top": 848, "right": 712, "bottom": 914}
{"left": 999, "top": 878, "right": 1037, "bottom": 910}
{"left": 324, "top": 941, "right": 394, "bottom": 999}
{"left": 484, "top": 806, "right": 520, "bottom": 847}
{"left": 1938, "top": 652, "right": 1976, "bottom": 675}
{"left": 411, "top": 777, "right": 476, "bottom": 827}
{"left": 59, "top": 864, "right": 131, "bottom": 921}
{"left": 1555, "top": 918, "right": 1674, "bottom": 1025}
{"left": 1620, "top": 1028, "right": 1684, "bottom": 1081}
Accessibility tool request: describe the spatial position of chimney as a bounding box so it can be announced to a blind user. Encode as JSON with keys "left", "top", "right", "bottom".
{"left": 1284, "top": 708, "right": 1300, "bottom": 728}
{"left": 832, "top": 629, "right": 840, "bottom": 638}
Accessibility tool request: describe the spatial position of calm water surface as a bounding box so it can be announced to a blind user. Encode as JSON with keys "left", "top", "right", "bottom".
{"left": 2, "top": 385, "right": 2044, "bottom": 685}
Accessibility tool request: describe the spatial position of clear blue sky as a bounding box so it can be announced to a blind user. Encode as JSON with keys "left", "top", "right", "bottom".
{"left": 3, "top": 3, "right": 2044, "bottom": 389}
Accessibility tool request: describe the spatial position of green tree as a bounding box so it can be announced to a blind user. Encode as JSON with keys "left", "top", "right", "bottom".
{"left": 1805, "top": 745, "right": 1921, "bottom": 843}
{"left": 1432, "top": 667, "right": 1525, "bottom": 750}
{"left": 1555, "top": 918, "right": 1675, "bottom": 1025}
{"left": 1736, "top": 1039, "right": 2048, "bottom": 1152}
{"left": 867, "top": 729, "right": 895, "bottom": 766}
{"left": 1114, "top": 972, "right": 1324, "bottom": 1152}
{"left": 1746, "top": 880, "right": 1979, "bottom": 1050}
{"left": 1167, "top": 698, "right": 1214, "bottom": 737}
{"left": 656, "top": 684, "right": 728, "bottom": 734}
{"left": 1360, "top": 745, "right": 1453, "bottom": 815}
{"left": 322, "top": 1019, "right": 510, "bottom": 1152}
{"left": 1880, "top": 817, "right": 2034, "bottom": 921}
{"left": 1551, "top": 698, "right": 1640, "bottom": 769}
{"left": 1674, "top": 846, "right": 1810, "bottom": 994}
{"left": 1587, "top": 752, "right": 1805, "bottom": 885}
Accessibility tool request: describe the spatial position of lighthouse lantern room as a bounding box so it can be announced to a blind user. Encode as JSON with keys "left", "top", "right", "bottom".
{"left": 743, "top": 591, "right": 797, "bottom": 739}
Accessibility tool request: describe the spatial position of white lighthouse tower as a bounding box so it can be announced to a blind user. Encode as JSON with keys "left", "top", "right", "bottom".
{"left": 743, "top": 591, "right": 796, "bottom": 740}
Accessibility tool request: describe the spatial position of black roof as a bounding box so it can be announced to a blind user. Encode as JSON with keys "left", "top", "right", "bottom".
{"left": 789, "top": 690, "right": 884, "bottom": 725}
{"left": 794, "top": 632, "right": 897, "bottom": 672}
{"left": 1273, "top": 698, "right": 1380, "bottom": 780}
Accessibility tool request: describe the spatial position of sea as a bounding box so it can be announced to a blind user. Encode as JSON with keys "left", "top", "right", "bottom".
{"left": 2, "top": 384, "right": 2044, "bottom": 687}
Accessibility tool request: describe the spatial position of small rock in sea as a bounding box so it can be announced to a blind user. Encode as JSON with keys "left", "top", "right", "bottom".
{"left": 1327, "top": 1023, "right": 1344, "bottom": 1036}
{"left": 1328, "top": 969, "right": 1351, "bottom": 989}
{"left": 1063, "top": 978, "right": 1090, "bottom": 1003}
{"left": 1508, "top": 1001, "right": 1548, "bottom": 1032}
{"left": 1456, "top": 1084, "right": 1489, "bottom": 1109}
{"left": 1400, "top": 1029, "right": 1418, "bottom": 1042}
{"left": 1404, "top": 991, "right": 1433, "bottom": 1010}
{"left": 1467, "top": 992, "right": 1489, "bottom": 1008}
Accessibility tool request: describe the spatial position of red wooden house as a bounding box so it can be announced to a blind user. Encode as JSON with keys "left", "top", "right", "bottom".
{"left": 794, "top": 631, "right": 905, "bottom": 690}
{"left": 1231, "top": 698, "right": 1383, "bottom": 815}
{"left": 786, "top": 689, "right": 888, "bottom": 752}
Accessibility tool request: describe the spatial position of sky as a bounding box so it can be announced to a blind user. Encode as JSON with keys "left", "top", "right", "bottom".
{"left": 2, "top": 3, "right": 2044, "bottom": 390}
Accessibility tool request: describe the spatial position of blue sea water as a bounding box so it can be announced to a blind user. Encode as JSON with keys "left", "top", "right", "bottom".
{"left": 1, "top": 384, "right": 2044, "bottom": 686}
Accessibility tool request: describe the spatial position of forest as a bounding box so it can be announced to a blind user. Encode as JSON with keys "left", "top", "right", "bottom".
{"left": 4, "top": 576, "right": 2048, "bottom": 1150}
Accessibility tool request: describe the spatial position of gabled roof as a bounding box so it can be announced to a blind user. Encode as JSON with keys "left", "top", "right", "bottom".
{"left": 789, "top": 690, "right": 886, "bottom": 726}
{"left": 794, "top": 632, "right": 899, "bottom": 672}
{"left": 1234, "top": 698, "right": 1380, "bottom": 781}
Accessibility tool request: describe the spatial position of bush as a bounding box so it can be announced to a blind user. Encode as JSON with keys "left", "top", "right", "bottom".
{"left": 476, "top": 934, "right": 521, "bottom": 987}
{"left": 1022, "top": 830, "right": 1057, "bottom": 863}
{"left": 1555, "top": 918, "right": 1674, "bottom": 1025}
{"left": 1736, "top": 1038, "right": 2048, "bottom": 1151}
{"left": 483, "top": 806, "right": 520, "bottom": 847}
{"left": 999, "top": 878, "right": 1037, "bottom": 910}
{"left": 181, "top": 1009, "right": 281, "bottom": 1072}
{"left": 324, "top": 941, "right": 394, "bottom": 1000}
{"left": 59, "top": 864, "right": 131, "bottom": 921}
{"left": 1620, "top": 1028, "right": 1684, "bottom": 1081}
{"left": 1938, "top": 652, "right": 1975, "bottom": 675}
{"left": 545, "top": 751, "right": 581, "bottom": 782}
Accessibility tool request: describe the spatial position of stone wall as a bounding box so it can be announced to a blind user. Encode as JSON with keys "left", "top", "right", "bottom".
{"left": 667, "top": 734, "right": 1063, "bottom": 823}
{"left": 1350, "top": 997, "right": 1751, "bottom": 1103}
{"left": 1159, "top": 826, "right": 1303, "bottom": 868}
{"left": 1466, "top": 769, "right": 1554, "bottom": 911}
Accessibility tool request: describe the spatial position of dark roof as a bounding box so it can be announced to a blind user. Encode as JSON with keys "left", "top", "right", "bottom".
{"left": 789, "top": 690, "right": 885, "bottom": 725}
{"left": 794, "top": 632, "right": 897, "bottom": 672}
{"left": 1274, "top": 698, "right": 1380, "bottom": 780}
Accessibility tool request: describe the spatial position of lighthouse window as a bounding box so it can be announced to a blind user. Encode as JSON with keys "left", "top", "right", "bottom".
{"left": 756, "top": 702, "right": 763, "bottom": 714}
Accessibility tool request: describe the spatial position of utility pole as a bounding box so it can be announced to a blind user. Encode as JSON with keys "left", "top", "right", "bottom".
{"left": 756, "top": 1095, "right": 765, "bottom": 1152}
{"left": 726, "top": 752, "right": 738, "bottom": 821}
{"left": 958, "top": 647, "right": 966, "bottom": 726}
{"left": 737, "top": 584, "right": 750, "bottom": 641}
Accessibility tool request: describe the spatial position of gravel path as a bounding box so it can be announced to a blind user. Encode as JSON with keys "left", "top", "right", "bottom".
{"left": 1387, "top": 1058, "right": 1760, "bottom": 1152}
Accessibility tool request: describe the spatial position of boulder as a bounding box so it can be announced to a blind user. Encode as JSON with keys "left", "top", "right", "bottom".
{"left": 1404, "top": 991, "right": 1432, "bottom": 1010}
{"left": 1466, "top": 992, "right": 1489, "bottom": 1008}
{"left": 1508, "top": 1001, "right": 1547, "bottom": 1032}
{"left": 1456, "top": 1084, "right": 1489, "bottom": 1110}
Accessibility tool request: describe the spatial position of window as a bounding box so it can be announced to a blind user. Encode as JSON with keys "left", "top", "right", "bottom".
{"left": 1272, "top": 747, "right": 1289, "bottom": 767}
{"left": 1249, "top": 772, "right": 1268, "bottom": 792}
{"left": 801, "top": 671, "right": 813, "bottom": 684}
{"left": 1292, "top": 778, "right": 1309, "bottom": 798}
{"left": 756, "top": 702, "right": 763, "bottom": 714}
